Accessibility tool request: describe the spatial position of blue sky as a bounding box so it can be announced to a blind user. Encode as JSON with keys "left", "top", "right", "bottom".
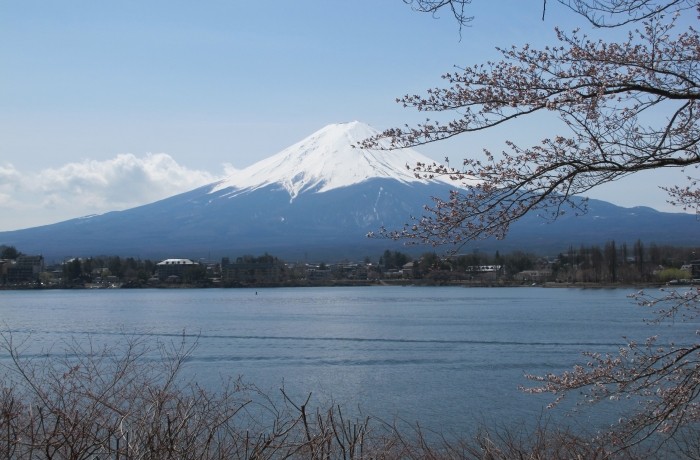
{"left": 0, "top": 1, "right": 689, "bottom": 231}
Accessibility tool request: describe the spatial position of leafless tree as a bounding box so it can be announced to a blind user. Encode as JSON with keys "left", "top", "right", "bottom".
{"left": 0, "top": 331, "right": 380, "bottom": 459}
{"left": 0, "top": 330, "right": 652, "bottom": 459}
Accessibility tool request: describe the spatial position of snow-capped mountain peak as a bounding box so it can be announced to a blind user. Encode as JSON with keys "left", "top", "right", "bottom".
{"left": 211, "top": 121, "right": 459, "bottom": 200}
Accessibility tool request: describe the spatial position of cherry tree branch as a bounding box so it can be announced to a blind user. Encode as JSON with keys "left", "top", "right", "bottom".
{"left": 360, "top": 13, "right": 700, "bottom": 244}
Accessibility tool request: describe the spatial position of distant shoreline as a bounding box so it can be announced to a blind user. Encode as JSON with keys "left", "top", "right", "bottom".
{"left": 0, "top": 280, "right": 672, "bottom": 291}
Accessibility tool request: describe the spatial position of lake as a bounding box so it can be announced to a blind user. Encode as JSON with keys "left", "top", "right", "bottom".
{"left": 0, "top": 285, "right": 693, "bottom": 438}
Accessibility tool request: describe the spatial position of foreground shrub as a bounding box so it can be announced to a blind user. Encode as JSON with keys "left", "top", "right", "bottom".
{"left": 0, "top": 331, "right": 652, "bottom": 459}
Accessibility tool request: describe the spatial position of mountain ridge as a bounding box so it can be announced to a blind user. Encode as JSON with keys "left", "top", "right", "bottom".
{"left": 1, "top": 122, "right": 697, "bottom": 262}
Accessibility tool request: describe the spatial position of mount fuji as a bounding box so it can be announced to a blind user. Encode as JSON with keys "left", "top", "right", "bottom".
{"left": 1, "top": 121, "right": 698, "bottom": 262}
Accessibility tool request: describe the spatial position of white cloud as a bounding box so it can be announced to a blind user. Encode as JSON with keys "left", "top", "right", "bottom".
{"left": 1, "top": 154, "right": 222, "bottom": 231}
{"left": 222, "top": 162, "right": 240, "bottom": 177}
{"left": 0, "top": 164, "right": 23, "bottom": 207}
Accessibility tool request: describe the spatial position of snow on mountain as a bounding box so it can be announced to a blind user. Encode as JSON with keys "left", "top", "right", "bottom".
{"left": 211, "top": 121, "right": 464, "bottom": 200}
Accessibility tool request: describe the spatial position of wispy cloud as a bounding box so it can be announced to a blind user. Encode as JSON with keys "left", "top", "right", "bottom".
{"left": 1, "top": 154, "right": 222, "bottom": 231}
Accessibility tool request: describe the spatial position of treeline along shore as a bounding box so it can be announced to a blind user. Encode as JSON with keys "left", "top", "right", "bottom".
{"left": 2, "top": 241, "right": 699, "bottom": 289}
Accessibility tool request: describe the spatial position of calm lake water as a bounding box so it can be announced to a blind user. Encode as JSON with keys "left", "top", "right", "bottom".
{"left": 0, "top": 286, "right": 695, "bottom": 437}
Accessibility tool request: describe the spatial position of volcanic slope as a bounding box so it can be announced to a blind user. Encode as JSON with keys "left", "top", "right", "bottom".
{"left": 1, "top": 121, "right": 697, "bottom": 261}
{"left": 0, "top": 122, "right": 466, "bottom": 260}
